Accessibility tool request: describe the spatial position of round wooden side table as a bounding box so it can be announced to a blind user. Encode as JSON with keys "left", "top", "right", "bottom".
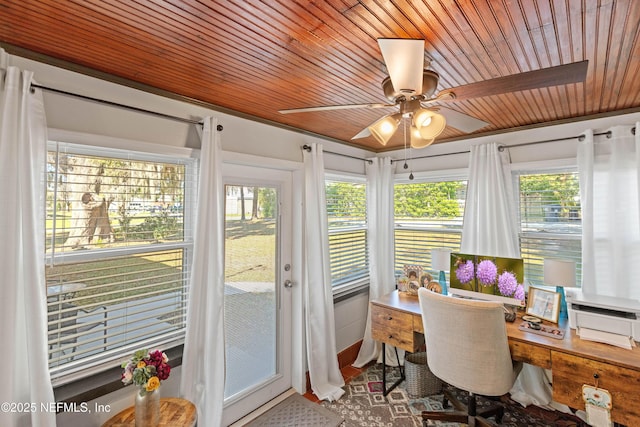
{"left": 101, "top": 397, "right": 196, "bottom": 427}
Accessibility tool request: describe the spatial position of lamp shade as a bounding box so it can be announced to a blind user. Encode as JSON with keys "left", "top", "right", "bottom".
{"left": 543, "top": 259, "right": 576, "bottom": 287}
{"left": 410, "top": 125, "right": 434, "bottom": 149}
{"left": 368, "top": 113, "right": 401, "bottom": 146}
{"left": 431, "top": 248, "right": 452, "bottom": 271}
{"left": 412, "top": 109, "right": 446, "bottom": 140}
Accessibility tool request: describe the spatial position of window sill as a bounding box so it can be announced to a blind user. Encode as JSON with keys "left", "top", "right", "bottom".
{"left": 54, "top": 345, "right": 183, "bottom": 404}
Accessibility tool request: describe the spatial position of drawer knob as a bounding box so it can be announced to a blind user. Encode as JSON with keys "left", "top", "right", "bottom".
{"left": 387, "top": 316, "right": 393, "bottom": 320}
{"left": 388, "top": 335, "right": 393, "bottom": 339}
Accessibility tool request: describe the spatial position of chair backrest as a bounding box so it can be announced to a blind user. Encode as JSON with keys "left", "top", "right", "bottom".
{"left": 417, "top": 287, "right": 515, "bottom": 396}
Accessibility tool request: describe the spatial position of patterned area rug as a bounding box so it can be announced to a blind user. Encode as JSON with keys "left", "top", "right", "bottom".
{"left": 246, "top": 393, "right": 343, "bottom": 427}
{"left": 321, "top": 364, "right": 588, "bottom": 426}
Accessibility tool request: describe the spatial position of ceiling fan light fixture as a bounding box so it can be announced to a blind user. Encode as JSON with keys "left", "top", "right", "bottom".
{"left": 414, "top": 110, "right": 446, "bottom": 139}
{"left": 368, "top": 113, "right": 401, "bottom": 146}
{"left": 410, "top": 126, "right": 434, "bottom": 149}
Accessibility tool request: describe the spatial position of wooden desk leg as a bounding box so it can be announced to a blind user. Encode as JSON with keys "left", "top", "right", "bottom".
{"left": 381, "top": 343, "right": 405, "bottom": 396}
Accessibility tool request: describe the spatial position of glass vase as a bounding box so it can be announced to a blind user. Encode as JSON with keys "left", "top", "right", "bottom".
{"left": 134, "top": 388, "right": 160, "bottom": 427}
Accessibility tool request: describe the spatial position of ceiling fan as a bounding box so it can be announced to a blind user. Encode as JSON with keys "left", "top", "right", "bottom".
{"left": 279, "top": 39, "right": 588, "bottom": 148}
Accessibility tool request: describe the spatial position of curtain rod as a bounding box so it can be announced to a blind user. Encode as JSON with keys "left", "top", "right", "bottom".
{"left": 29, "top": 83, "right": 222, "bottom": 130}
{"left": 302, "top": 144, "right": 373, "bottom": 164}
{"left": 393, "top": 130, "right": 622, "bottom": 163}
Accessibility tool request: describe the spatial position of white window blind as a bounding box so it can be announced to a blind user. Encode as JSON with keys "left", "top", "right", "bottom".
{"left": 45, "top": 141, "right": 195, "bottom": 383}
{"left": 325, "top": 178, "right": 368, "bottom": 288}
{"left": 394, "top": 180, "right": 467, "bottom": 278}
{"left": 517, "top": 171, "right": 582, "bottom": 286}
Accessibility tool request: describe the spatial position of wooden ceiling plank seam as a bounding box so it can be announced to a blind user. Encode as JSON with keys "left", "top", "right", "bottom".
{"left": 568, "top": 0, "right": 587, "bottom": 117}
{"left": 537, "top": 1, "right": 571, "bottom": 120}
{"left": 429, "top": 0, "right": 503, "bottom": 81}
{"left": 589, "top": 1, "right": 614, "bottom": 116}
{"left": 219, "top": 0, "right": 387, "bottom": 104}
{"left": 508, "top": 0, "right": 545, "bottom": 70}
{"left": 551, "top": 0, "right": 578, "bottom": 118}
{"left": 368, "top": 0, "right": 425, "bottom": 38}
{"left": 412, "top": 0, "right": 500, "bottom": 90}
{"left": 255, "top": 0, "right": 386, "bottom": 99}
{"left": 602, "top": 0, "right": 638, "bottom": 111}
{"left": 550, "top": 0, "right": 576, "bottom": 64}
{"left": 598, "top": 0, "right": 627, "bottom": 111}
{"left": 618, "top": 1, "right": 640, "bottom": 109}
{"left": 1, "top": 12, "right": 294, "bottom": 118}
{"left": 528, "top": 2, "right": 563, "bottom": 121}
{"left": 358, "top": 0, "right": 414, "bottom": 38}
{"left": 395, "top": 0, "right": 478, "bottom": 89}
{"left": 491, "top": 0, "right": 534, "bottom": 72}
{"left": 161, "top": 0, "right": 382, "bottom": 110}
{"left": 476, "top": 0, "right": 525, "bottom": 76}
{"left": 583, "top": 1, "right": 603, "bottom": 116}
{"left": 461, "top": 0, "right": 519, "bottom": 77}
{"left": 536, "top": 0, "right": 563, "bottom": 66}
{"left": 519, "top": 0, "right": 551, "bottom": 69}
{"left": 140, "top": 0, "right": 376, "bottom": 105}
{"left": 460, "top": 0, "right": 539, "bottom": 121}
{"left": 293, "top": 0, "right": 389, "bottom": 83}
{"left": 126, "top": 0, "right": 349, "bottom": 93}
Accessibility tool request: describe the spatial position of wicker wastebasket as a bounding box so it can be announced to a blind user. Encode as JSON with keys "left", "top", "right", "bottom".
{"left": 404, "top": 352, "right": 443, "bottom": 398}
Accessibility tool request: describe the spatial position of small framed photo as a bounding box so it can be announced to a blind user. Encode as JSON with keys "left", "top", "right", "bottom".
{"left": 526, "top": 286, "right": 561, "bottom": 323}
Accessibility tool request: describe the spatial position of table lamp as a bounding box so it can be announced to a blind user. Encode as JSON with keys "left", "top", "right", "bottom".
{"left": 543, "top": 258, "right": 576, "bottom": 320}
{"left": 431, "top": 248, "right": 452, "bottom": 295}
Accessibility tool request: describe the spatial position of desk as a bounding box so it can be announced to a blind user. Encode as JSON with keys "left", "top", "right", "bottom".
{"left": 371, "top": 290, "right": 640, "bottom": 426}
{"left": 101, "top": 397, "right": 196, "bottom": 427}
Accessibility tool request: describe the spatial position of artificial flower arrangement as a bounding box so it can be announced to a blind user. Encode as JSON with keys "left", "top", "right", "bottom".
{"left": 455, "top": 257, "right": 525, "bottom": 301}
{"left": 121, "top": 349, "right": 171, "bottom": 395}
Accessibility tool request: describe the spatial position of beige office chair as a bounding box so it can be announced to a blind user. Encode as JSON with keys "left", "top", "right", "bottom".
{"left": 417, "top": 287, "right": 518, "bottom": 427}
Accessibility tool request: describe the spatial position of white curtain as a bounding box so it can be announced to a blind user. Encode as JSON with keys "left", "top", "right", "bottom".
{"left": 302, "top": 143, "right": 345, "bottom": 402}
{"left": 0, "top": 50, "right": 56, "bottom": 427}
{"left": 180, "top": 117, "right": 225, "bottom": 426}
{"left": 353, "top": 157, "right": 398, "bottom": 367}
{"left": 461, "top": 142, "right": 519, "bottom": 257}
{"left": 578, "top": 125, "right": 640, "bottom": 299}
{"left": 460, "top": 142, "right": 561, "bottom": 410}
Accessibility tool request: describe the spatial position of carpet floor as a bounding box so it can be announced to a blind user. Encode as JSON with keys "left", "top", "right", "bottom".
{"left": 321, "top": 364, "right": 589, "bottom": 426}
{"left": 246, "top": 393, "right": 343, "bottom": 427}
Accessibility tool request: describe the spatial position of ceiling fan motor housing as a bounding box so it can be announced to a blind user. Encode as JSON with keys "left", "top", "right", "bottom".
{"left": 382, "top": 69, "right": 440, "bottom": 102}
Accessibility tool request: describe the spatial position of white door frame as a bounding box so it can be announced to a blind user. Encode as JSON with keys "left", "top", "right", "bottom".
{"left": 220, "top": 152, "right": 305, "bottom": 425}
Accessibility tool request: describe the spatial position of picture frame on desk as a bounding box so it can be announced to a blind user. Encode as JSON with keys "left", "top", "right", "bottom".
{"left": 526, "top": 286, "right": 561, "bottom": 323}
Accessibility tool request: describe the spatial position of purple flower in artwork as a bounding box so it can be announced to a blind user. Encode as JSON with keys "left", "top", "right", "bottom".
{"left": 497, "top": 271, "right": 518, "bottom": 296}
{"left": 476, "top": 260, "right": 497, "bottom": 286}
{"left": 513, "top": 284, "right": 525, "bottom": 301}
{"left": 455, "top": 260, "right": 475, "bottom": 284}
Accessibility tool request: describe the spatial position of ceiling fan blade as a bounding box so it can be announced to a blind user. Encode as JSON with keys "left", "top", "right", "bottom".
{"left": 351, "top": 127, "right": 371, "bottom": 140}
{"left": 441, "top": 60, "right": 589, "bottom": 101}
{"left": 436, "top": 107, "right": 490, "bottom": 133}
{"left": 378, "top": 38, "right": 425, "bottom": 96}
{"left": 279, "top": 102, "right": 393, "bottom": 114}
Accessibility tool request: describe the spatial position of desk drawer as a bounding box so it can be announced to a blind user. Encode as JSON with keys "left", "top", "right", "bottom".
{"left": 552, "top": 351, "right": 640, "bottom": 426}
{"left": 509, "top": 341, "right": 551, "bottom": 368}
{"left": 371, "top": 305, "right": 415, "bottom": 352}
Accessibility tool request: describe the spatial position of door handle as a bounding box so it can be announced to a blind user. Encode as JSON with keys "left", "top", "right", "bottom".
{"left": 284, "top": 279, "right": 294, "bottom": 288}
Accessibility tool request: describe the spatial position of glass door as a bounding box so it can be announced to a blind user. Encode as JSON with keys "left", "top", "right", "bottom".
{"left": 221, "top": 164, "right": 292, "bottom": 425}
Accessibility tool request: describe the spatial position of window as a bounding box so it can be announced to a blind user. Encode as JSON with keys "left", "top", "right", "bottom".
{"left": 325, "top": 177, "right": 368, "bottom": 290}
{"left": 516, "top": 171, "right": 582, "bottom": 286}
{"left": 394, "top": 180, "right": 467, "bottom": 278}
{"left": 45, "top": 141, "right": 195, "bottom": 383}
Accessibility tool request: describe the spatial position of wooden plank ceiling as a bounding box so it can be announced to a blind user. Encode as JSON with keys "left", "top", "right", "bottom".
{"left": 1, "top": 0, "right": 639, "bottom": 152}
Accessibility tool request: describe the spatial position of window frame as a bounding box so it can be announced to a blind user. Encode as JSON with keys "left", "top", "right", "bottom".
{"left": 512, "top": 160, "right": 582, "bottom": 288}
{"left": 393, "top": 170, "right": 468, "bottom": 281}
{"left": 325, "top": 171, "right": 369, "bottom": 297}
{"left": 45, "top": 130, "right": 198, "bottom": 387}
